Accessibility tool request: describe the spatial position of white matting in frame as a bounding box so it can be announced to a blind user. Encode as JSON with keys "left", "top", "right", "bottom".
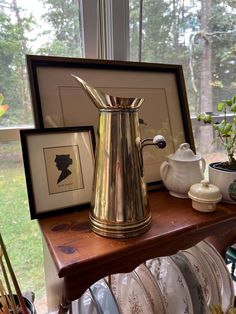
{"left": 20, "top": 126, "right": 95, "bottom": 219}
{"left": 27, "top": 56, "right": 195, "bottom": 188}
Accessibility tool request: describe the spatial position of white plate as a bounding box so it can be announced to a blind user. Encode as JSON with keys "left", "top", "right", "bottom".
{"left": 110, "top": 271, "right": 153, "bottom": 314}
{"left": 135, "top": 263, "right": 167, "bottom": 313}
{"left": 90, "top": 279, "right": 120, "bottom": 314}
{"left": 171, "top": 252, "right": 207, "bottom": 314}
{"left": 183, "top": 245, "right": 221, "bottom": 308}
{"left": 78, "top": 289, "right": 102, "bottom": 314}
{"left": 146, "top": 257, "right": 194, "bottom": 314}
{"left": 197, "top": 240, "right": 234, "bottom": 312}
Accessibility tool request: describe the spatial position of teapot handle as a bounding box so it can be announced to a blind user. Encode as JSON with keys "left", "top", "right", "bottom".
{"left": 200, "top": 158, "right": 206, "bottom": 173}
{"left": 160, "top": 161, "right": 169, "bottom": 181}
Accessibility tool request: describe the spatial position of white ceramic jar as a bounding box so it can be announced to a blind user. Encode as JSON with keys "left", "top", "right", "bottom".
{"left": 188, "top": 179, "right": 222, "bottom": 212}
{"left": 160, "top": 143, "right": 206, "bottom": 198}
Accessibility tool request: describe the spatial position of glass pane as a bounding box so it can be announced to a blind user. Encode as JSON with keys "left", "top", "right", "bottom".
{"left": 0, "top": 141, "right": 46, "bottom": 313}
{"left": 129, "top": 0, "right": 236, "bottom": 164}
{"left": 0, "top": 0, "right": 83, "bottom": 128}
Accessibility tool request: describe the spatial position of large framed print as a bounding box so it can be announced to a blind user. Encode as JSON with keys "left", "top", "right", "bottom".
{"left": 26, "top": 55, "right": 195, "bottom": 188}
{"left": 20, "top": 126, "right": 95, "bottom": 219}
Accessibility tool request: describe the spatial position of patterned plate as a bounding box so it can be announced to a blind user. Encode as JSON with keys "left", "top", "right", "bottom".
{"left": 197, "top": 240, "right": 234, "bottom": 312}
{"left": 135, "top": 263, "right": 167, "bottom": 313}
{"left": 110, "top": 271, "right": 153, "bottom": 314}
{"left": 146, "top": 257, "right": 194, "bottom": 314}
{"left": 183, "top": 245, "right": 221, "bottom": 309}
{"left": 171, "top": 252, "right": 207, "bottom": 314}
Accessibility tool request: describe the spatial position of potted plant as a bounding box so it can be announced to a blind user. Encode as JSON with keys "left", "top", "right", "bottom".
{"left": 197, "top": 95, "right": 236, "bottom": 204}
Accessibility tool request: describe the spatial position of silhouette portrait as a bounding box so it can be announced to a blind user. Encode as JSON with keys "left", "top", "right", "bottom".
{"left": 55, "top": 154, "right": 73, "bottom": 184}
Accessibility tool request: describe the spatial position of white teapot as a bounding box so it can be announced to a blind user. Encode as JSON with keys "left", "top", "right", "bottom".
{"left": 160, "top": 143, "right": 206, "bottom": 198}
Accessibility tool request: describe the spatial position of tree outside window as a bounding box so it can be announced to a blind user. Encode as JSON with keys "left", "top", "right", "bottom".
{"left": 129, "top": 0, "right": 236, "bottom": 158}
{"left": 0, "top": 0, "right": 83, "bottom": 128}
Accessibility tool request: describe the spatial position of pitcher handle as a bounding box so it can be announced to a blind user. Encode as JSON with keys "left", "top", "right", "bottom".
{"left": 200, "top": 158, "right": 206, "bottom": 174}
{"left": 139, "top": 135, "right": 166, "bottom": 177}
{"left": 160, "top": 161, "right": 169, "bottom": 181}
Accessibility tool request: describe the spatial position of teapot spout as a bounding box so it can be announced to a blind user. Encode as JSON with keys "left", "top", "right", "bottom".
{"left": 71, "top": 74, "right": 144, "bottom": 110}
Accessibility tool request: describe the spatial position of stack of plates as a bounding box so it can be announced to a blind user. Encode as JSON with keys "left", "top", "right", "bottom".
{"left": 77, "top": 240, "right": 234, "bottom": 314}
{"left": 179, "top": 240, "right": 234, "bottom": 313}
{"left": 197, "top": 240, "right": 234, "bottom": 312}
{"left": 182, "top": 245, "right": 221, "bottom": 307}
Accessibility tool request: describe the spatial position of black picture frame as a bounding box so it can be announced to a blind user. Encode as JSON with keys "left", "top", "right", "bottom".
{"left": 20, "top": 126, "right": 95, "bottom": 219}
{"left": 26, "top": 55, "right": 195, "bottom": 189}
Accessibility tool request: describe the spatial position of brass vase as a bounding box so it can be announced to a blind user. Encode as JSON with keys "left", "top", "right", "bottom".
{"left": 72, "top": 75, "right": 166, "bottom": 238}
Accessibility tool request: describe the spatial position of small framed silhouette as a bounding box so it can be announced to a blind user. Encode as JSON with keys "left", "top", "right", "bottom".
{"left": 20, "top": 126, "right": 95, "bottom": 219}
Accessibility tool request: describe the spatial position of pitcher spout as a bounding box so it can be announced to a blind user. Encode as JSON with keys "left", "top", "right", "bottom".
{"left": 72, "top": 74, "right": 144, "bottom": 110}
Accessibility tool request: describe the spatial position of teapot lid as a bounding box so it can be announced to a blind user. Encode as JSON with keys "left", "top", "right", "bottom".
{"left": 169, "top": 143, "right": 201, "bottom": 161}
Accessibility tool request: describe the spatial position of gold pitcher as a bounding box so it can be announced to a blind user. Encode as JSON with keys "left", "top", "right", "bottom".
{"left": 72, "top": 75, "right": 166, "bottom": 238}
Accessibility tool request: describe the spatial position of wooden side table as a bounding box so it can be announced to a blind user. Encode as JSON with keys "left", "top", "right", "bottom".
{"left": 39, "top": 189, "right": 236, "bottom": 313}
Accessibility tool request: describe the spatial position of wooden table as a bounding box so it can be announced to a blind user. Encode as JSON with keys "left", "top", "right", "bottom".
{"left": 39, "top": 189, "right": 236, "bottom": 313}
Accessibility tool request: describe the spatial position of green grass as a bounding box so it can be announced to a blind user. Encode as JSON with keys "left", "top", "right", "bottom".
{"left": 0, "top": 142, "right": 45, "bottom": 299}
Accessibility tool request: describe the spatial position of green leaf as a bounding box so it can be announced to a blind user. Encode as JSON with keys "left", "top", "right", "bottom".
{"left": 217, "top": 122, "right": 232, "bottom": 135}
{"left": 215, "top": 121, "right": 232, "bottom": 134}
{"left": 224, "top": 123, "right": 232, "bottom": 134}
{"left": 197, "top": 113, "right": 202, "bottom": 121}
{"left": 226, "top": 100, "right": 233, "bottom": 106}
{"left": 197, "top": 113, "right": 212, "bottom": 123}
{"left": 217, "top": 102, "right": 225, "bottom": 112}
{"left": 231, "top": 103, "right": 236, "bottom": 112}
{"left": 232, "top": 95, "right": 236, "bottom": 104}
{"left": 205, "top": 114, "right": 212, "bottom": 123}
{"left": 233, "top": 117, "right": 236, "bottom": 124}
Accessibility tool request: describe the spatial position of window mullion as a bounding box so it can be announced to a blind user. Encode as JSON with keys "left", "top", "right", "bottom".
{"left": 111, "top": 0, "right": 129, "bottom": 60}
{"left": 80, "top": 0, "right": 129, "bottom": 60}
{"left": 79, "top": 0, "right": 99, "bottom": 58}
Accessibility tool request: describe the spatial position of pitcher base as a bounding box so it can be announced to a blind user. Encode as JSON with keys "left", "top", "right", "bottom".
{"left": 89, "top": 213, "right": 152, "bottom": 238}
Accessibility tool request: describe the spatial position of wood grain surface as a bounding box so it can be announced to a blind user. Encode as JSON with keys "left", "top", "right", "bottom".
{"left": 39, "top": 189, "right": 236, "bottom": 301}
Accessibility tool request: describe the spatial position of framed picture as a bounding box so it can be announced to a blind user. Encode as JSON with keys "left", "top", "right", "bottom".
{"left": 20, "top": 126, "right": 95, "bottom": 219}
{"left": 26, "top": 55, "right": 195, "bottom": 188}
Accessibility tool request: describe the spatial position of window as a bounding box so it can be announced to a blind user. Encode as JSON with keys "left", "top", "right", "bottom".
{"left": 129, "top": 0, "right": 236, "bottom": 164}
{"left": 0, "top": 0, "right": 84, "bottom": 312}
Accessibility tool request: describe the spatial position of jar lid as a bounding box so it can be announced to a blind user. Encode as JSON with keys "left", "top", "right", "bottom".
{"left": 188, "top": 179, "right": 222, "bottom": 203}
{"left": 169, "top": 143, "right": 201, "bottom": 161}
